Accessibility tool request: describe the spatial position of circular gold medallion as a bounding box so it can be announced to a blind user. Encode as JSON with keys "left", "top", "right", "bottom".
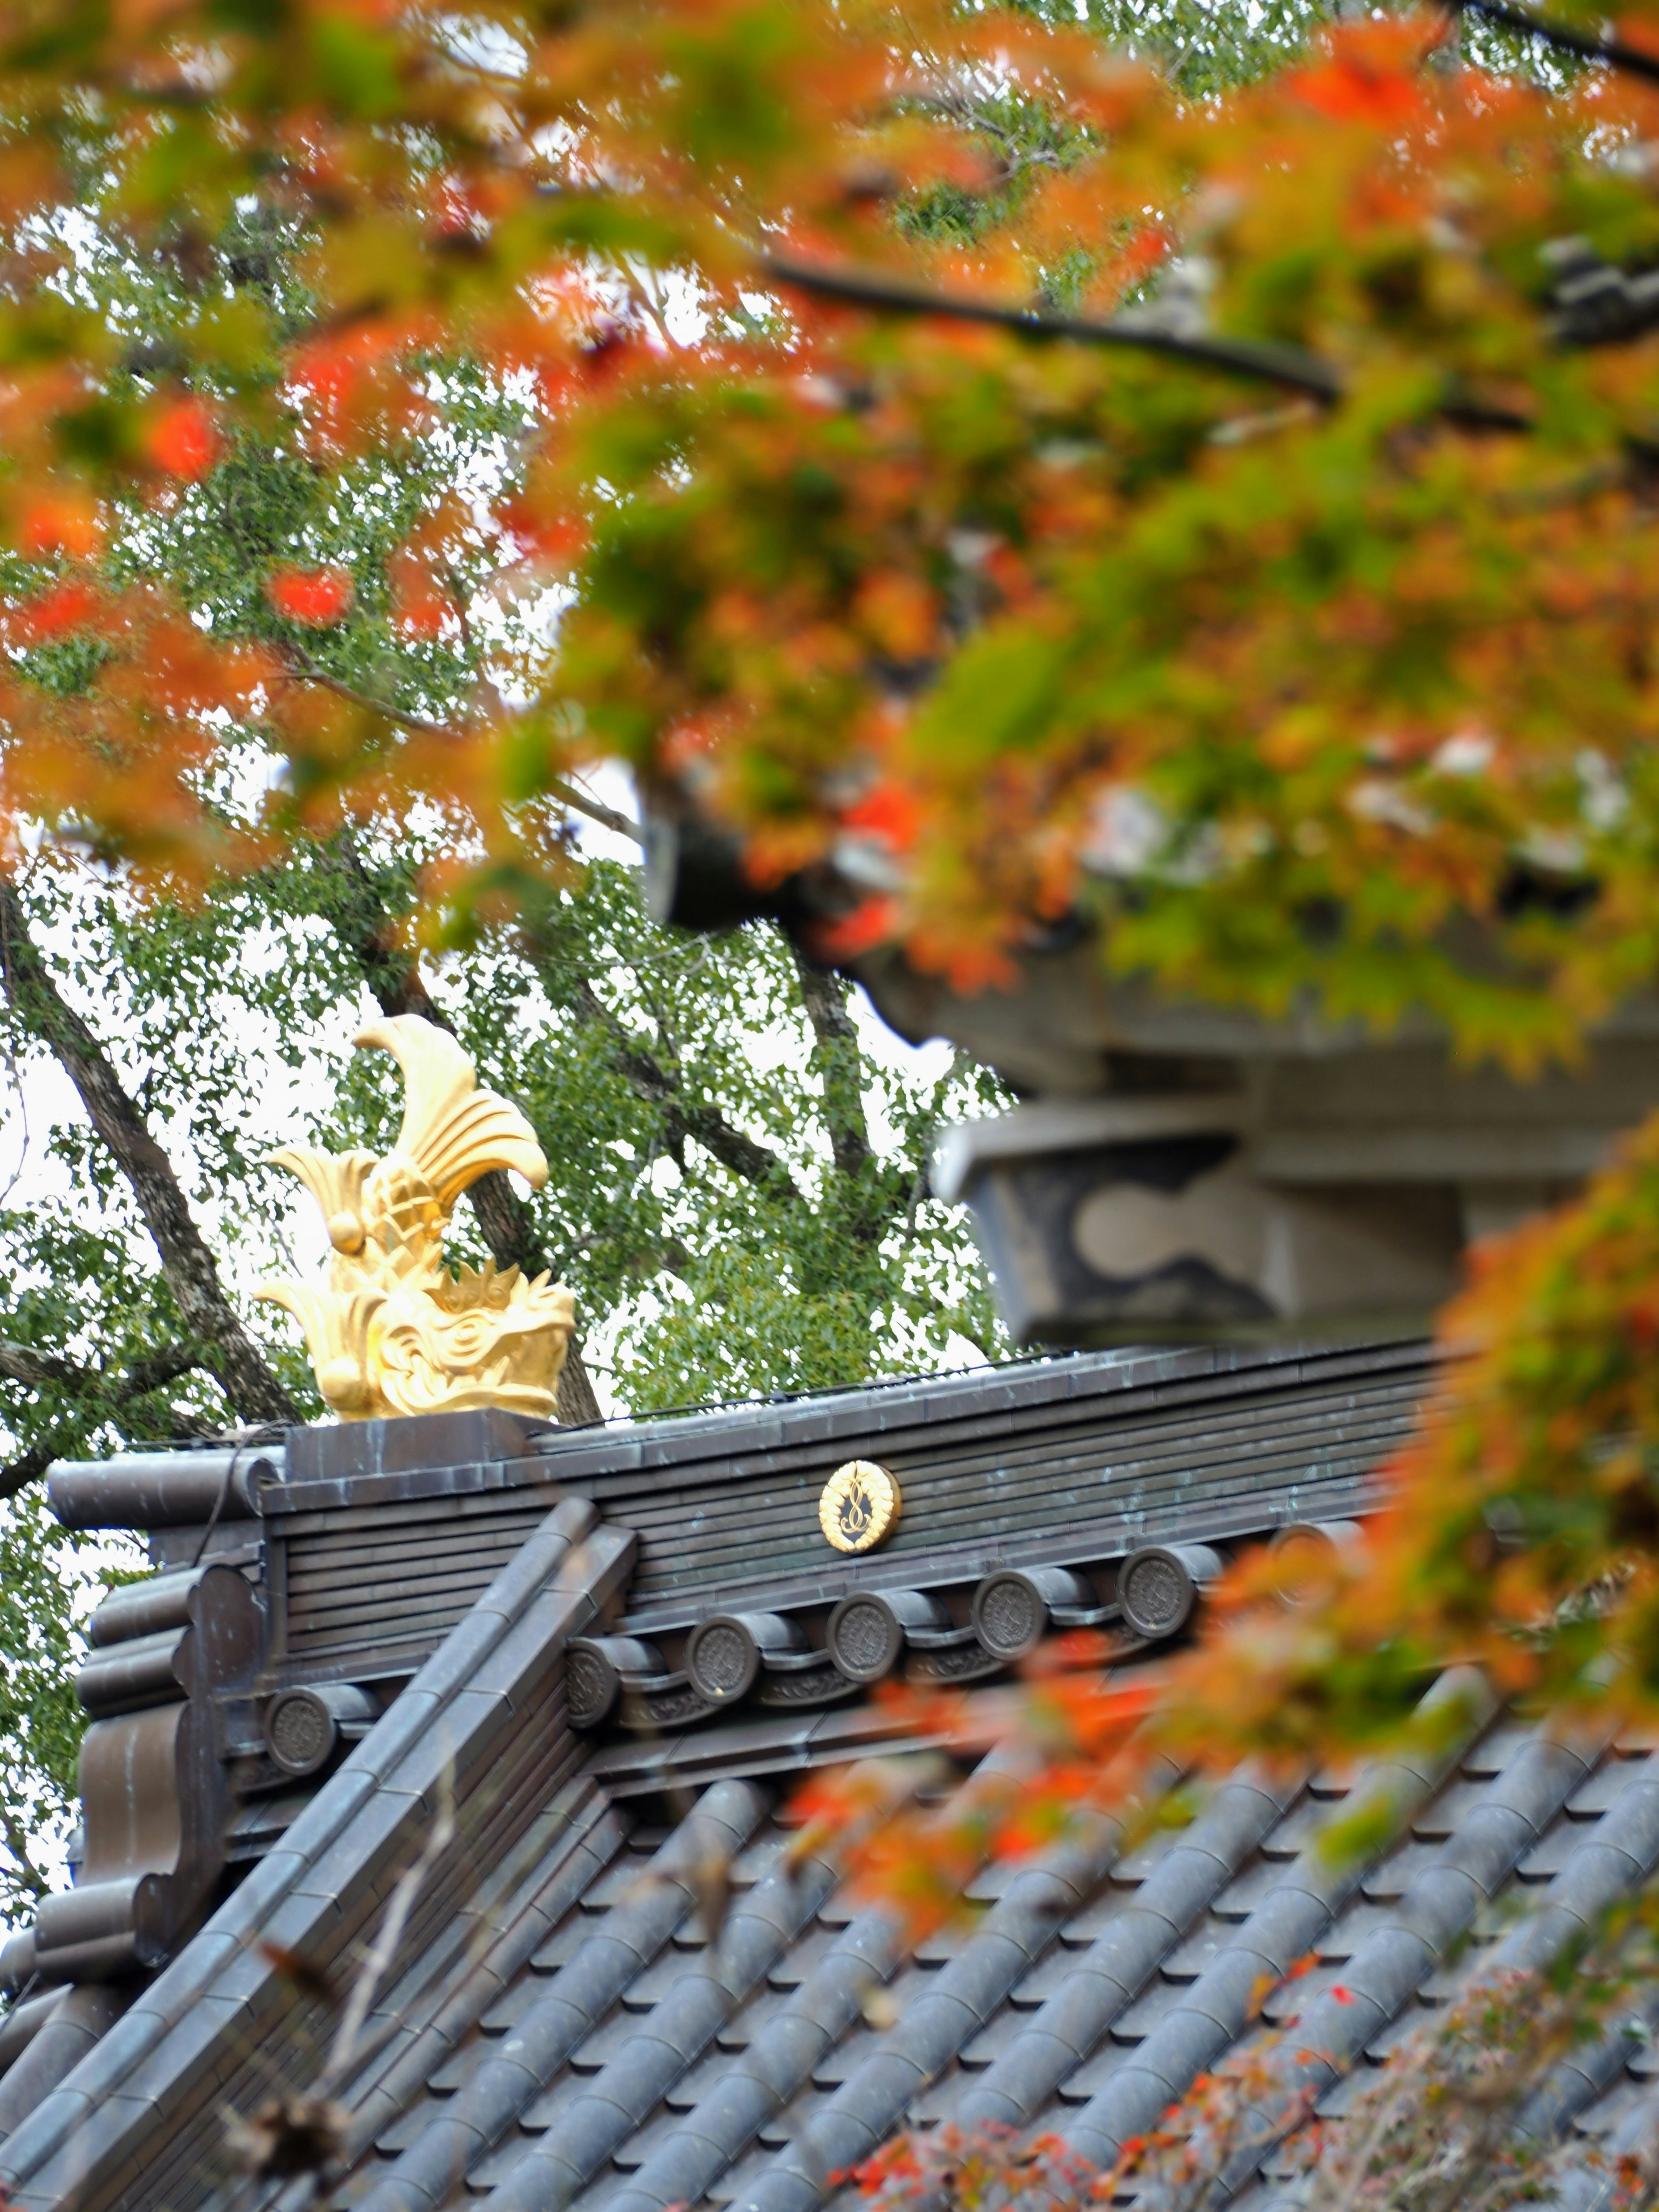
{"left": 819, "top": 1460, "right": 901, "bottom": 1554}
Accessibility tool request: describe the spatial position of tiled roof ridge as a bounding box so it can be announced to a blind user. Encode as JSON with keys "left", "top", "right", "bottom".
{"left": 527, "top": 1342, "right": 1433, "bottom": 1488}
{"left": 355, "top": 1780, "right": 772, "bottom": 2212}
{"left": 0, "top": 1494, "right": 636, "bottom": 2212}
{"left": 1059, "top": 1668, "right": 1496, "bottom": 2174}
{"left": 728, "top": 1758, "right": 1190, "bottom": 2212}
{"left": 43, "top": 1344, "right": 1437, "bottom": 1518}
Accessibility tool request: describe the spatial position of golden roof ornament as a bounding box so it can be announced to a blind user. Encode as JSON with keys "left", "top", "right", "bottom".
{"left": 257, "top": 1016, "right": 575, "bottom": 1423}
{"left": 818, "top": 1460, "right": 901, "bottom": 1553}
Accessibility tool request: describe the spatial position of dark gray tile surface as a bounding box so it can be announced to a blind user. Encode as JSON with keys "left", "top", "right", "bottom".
{"left": 12, "top": 1346, "right": 1659, "bottom": 2212}
{"left": 287, "top": 1716, "right": 1659, "bottom": 2212}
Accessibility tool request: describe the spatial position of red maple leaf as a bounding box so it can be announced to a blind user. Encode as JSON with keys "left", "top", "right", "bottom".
{"left": 266, "top": 567, "right": 355, "bottom": 626}
{"left": 146, "top": 399, "right": 220, "bottom": 481}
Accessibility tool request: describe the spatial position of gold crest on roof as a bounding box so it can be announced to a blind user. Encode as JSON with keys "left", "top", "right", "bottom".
{"left": 258, "top": 1016, "right": 575, "bottom": 1422}
{"left": 818, "top": 1461, "right": 901, "bottom": 1553}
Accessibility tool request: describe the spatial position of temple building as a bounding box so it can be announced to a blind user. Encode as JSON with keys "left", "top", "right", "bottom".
{"left": 1, "top": 1339, "right": 1657, "bottom": 2212}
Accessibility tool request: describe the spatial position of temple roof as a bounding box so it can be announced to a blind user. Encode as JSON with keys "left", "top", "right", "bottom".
{"left": 3, "top": 1340, "right": 1655, "bottom": 2212}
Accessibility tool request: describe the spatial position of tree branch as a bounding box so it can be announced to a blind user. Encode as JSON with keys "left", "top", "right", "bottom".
{"left": 0, "top": 1343, "right": 81, "bottom": 1392}
{"left": 0, "top": 1341, "right": 217, "bottom": 1498}
{"left": 282, "top": 658, "right": 645, "bottom": 844}
{"left": 756, "top": 251, "right": 1344, "bottom": 399}
{"left": 1450, "top": 0, "right": 1659, "bottom": 82}
{"left": 901, "top": 1049, "right": 969, "bottom": 1244}
{"left": 0, "top": 1439, "right": 57, "bottom": 1500}
{"left": 0, "top": 1797, "right": 49, "bottom": 1902}
{"left": 790, "top": 950, "right": 874, "bottom": 1183}
{"left": 0, "top": 881, "right": 299, "bottom": 1428}
{"left": 308, "top": 833, "right": 605, "bottom": 1424}
{"left": 566, "top": 974, "right": 805, "bottom": 1200}
{"left": 118, "top": 1344, "right": 211, "bottom": 1401}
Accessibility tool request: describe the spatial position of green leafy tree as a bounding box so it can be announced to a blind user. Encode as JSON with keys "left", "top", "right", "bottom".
{"left": 0, "top": 1495, "right": 124, "bottom": 1929}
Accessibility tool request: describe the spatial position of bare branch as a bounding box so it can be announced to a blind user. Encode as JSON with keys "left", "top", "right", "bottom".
{"left": 542, "top": 776, "right": 646, "bottom": 848}
{"left": 905, "top": 93, "right": 1065, "bottom": 180}
{"left": 321, "top": 1769, "right": 455, "bottom": 2094}
{"left": 285, "top": 656, "right": 455, "bottom": 739}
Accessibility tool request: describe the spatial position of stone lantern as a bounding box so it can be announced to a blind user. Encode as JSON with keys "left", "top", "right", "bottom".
{"left": 644, "top": 800, "right": 1659, "bottom": 1346}
{"left": 858, "top": 935, "right": 1659, "bottom": 1344}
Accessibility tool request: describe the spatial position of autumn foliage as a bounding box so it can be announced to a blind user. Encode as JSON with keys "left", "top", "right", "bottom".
{"left": 0, "top": 0, "right": 1646, "bottom": 1039}
{"left": 1169, "top": 1110, "right": 1659, "bottom": 1763}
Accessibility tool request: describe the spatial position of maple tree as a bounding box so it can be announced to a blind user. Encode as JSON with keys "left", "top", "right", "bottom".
{"left": 0, "top": 0, "right": 1645, "bottom": 1032}
{"left": 12, "top": 0, "right": 1659, "bottom": 2177}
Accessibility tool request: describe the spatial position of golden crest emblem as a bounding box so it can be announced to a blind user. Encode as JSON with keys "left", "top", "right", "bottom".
{"left": 257, "top": 1016, "right": 575, "bottom": 1423}
{"left": 818, "top": 1461, "right": 901, "bottom": 1554}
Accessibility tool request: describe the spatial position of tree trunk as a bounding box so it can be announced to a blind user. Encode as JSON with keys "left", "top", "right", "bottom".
{"left": 791, "top": 950, "right": 875, "bottom": 1181}
{"left": 0, "top": 881, "right": 300, "bottom": 1427}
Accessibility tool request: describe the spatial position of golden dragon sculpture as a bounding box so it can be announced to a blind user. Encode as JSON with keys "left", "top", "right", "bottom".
{"left": 258, "top": 1016, "right": 575, "bottom": 1422}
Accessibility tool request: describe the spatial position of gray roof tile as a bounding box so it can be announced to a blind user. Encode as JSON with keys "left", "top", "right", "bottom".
{"left": 957, "top": 2012, "right": 1024, "bottom": 2068}
{"left": 534, "top": 1921, "right": 597, "bottom": 1973}
{"left": 1565, "top": 1760, "right": 1649, "bottom": 1816}
{"left": 1160, "top": 1927, "right": 1230, "bottom": 1982}
{"left": 1359, "top": 1837, "right": 1445, "bottom": 1901}
{"left": 0, "top": 1504, "right": 634, "bottom": 2212}
{"left": 1459, "top": 1721, "right": 1538, "bottom": 1778}
{"left": 1211, "top": 1862, "right": 1283, "bottom": 1920}
{"left": 1056, "top": 1899, "right": 1125, "bottom": 1943}
{"left": 518, "top": 2077, "right": 591, "bottom": 2137}
{"left": 1516, "top": 1822, "right": 1580, "bottom": 1881}
{"left": 1007, "top": 1951, "right": 1083, "bottom": 2005}
{"left": 1092, "top": 1979, "right": 1185, "bottom": 2042}
{"left": 772, "top": 1928, "right": 855, "bottom": 1989}
{"left": 17, "top": 1367, "right": 1659, "bottom": 2212}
